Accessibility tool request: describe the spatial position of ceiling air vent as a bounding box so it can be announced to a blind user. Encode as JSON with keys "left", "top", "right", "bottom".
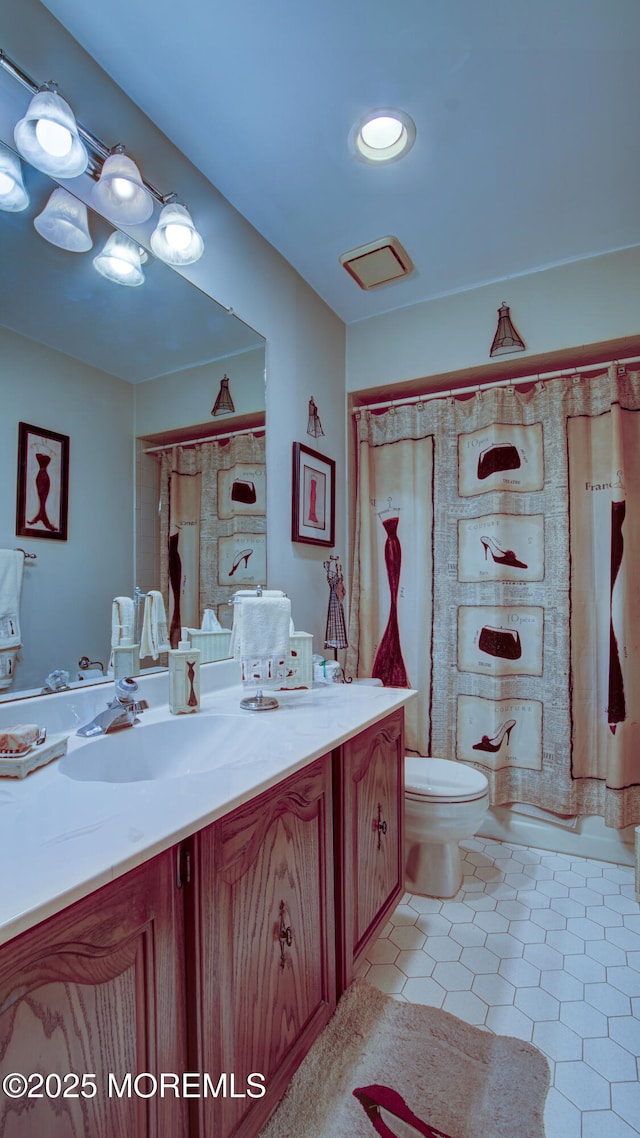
{"left": 339, "top": 235, "right": 414, "bottom": 290}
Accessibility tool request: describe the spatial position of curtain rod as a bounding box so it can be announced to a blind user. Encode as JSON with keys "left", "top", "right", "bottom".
{"left": 143, "top": 425, "right": 264, "bottom": 454}
{"left": 353, "top": 355, "right": 640, "bottom": 415}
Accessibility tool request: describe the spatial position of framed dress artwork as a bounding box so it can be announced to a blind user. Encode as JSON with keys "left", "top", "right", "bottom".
{"left": 291, "top": 442, "right": 335, "bottom": 546}
{"left": 16, "top": 422, "right": 69, "bottom": 542}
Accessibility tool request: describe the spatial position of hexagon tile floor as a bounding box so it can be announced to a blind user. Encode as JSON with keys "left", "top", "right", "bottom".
{"left": 360, "top": 836, "right": 640, "bottom": 1138}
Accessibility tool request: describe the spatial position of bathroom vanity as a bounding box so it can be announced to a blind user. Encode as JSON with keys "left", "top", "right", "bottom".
{"left": 0, "top": 678, "right": 410, "bottom": 1137}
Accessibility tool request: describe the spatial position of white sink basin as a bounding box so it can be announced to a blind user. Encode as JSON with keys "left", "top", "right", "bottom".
{"left": 59, "top": 714, "right": 257, "bottom": 783}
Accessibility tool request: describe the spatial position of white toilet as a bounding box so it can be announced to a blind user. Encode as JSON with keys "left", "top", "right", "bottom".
{"left": 404, "top": 756, "right": 490, "bottom": 898}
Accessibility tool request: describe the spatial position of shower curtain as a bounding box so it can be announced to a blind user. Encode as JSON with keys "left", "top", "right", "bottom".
{"left": 347, "top": 365, "right": 640, "bottom": 828}
{"left": 159, "top": 433, "right": 266, "bottom": 645}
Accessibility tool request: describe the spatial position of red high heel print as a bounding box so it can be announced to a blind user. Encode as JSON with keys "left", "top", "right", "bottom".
{"left": 353, "top": 1084, "right": 452, "bottom": 1138}
{"left": 480, "top": 535, "right": 527, "bottom": 569}
{"left": 472, "top": 718, "right": 516, "bottom": 753}
{"left": 228, "top": 548, "right": 253, "bottom": 576}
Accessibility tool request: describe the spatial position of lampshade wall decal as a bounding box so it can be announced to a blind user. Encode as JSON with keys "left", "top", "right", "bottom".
{"left": 490, "top": 302, "right": 526, "bottom": 357}
{"left": 93, "top": 231, "right": 145, "bottom": 286}
{"left": 150, "top": 199, "right": 204, "bottom": 265}
{"left": 307, "top": 396, "right": 324, "bottom": 437}
{"left": 92, "top": 148, "right": 153, "bottom": 225}
{"left": 34, "top": 187, "right": 92, "bottom": 251}
{"left": 211, "top": 374, "right": 235, "bottom": 416}
{"left": 14, "top": 85, "right": 89, "bottom": 178}
{"left": 0, "top": 144, "right": 29, "bottom": 212}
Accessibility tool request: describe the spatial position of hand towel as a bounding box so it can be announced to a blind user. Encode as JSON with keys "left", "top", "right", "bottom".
{"left": 231, "top": 596, "right": 291, "bottom": 660}
{"left": 0, "top": 550, "right": 24, "bottom": 650}
{"left": 201, "top": 608, "right": 222, "bottom": 631}
{"left": 140, "top": 590, "right": 170, "bottom": 660}
{"left": 107, "top": 596, "right": 135, "bottom": 674}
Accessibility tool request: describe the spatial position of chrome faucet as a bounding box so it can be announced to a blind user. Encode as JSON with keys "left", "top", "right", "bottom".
{"left": 76, "top": 677, "right": 149, "bottom": 737}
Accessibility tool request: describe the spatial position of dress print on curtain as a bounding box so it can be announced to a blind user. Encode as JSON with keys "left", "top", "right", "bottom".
{"left": 372, "top": 515, "right": 409, "bottom": 687}
{"left": 348, "top": 368, "right": 640, "bottom": 828}
{"left": 347, "top": 423, "right": 434, "bottom": 757}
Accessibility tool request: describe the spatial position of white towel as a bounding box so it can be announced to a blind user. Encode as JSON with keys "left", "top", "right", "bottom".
{"left": 140, "top": 590, "right": 170, "bottom": 660}
{"left": 201, "top": 608, "right": 222, "bottom": 631}
{"left": 0, "top": 550, "right": 24, "bottom": 649}
{"left": 107, "top": 596, "right": 135, "bottom": 675}
{"left": 231, "top": 596, "right": 291, "bottom": 660}
{"left": 111, "top": 596, "right": 135, "bottom": 648}
{"left": 230, "top": 591, "right": 295, "bottom": 635}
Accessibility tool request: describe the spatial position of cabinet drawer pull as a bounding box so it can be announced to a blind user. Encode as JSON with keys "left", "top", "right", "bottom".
{"left": 374, "top": 803, "right": 388, "bottom": 850}
{"left": 278, "top": 900, "right": 293, "bottom": 969}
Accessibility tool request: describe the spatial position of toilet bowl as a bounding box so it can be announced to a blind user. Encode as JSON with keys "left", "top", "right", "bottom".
{"left": 404, "top": 756, "right": 489, "bottom": 898}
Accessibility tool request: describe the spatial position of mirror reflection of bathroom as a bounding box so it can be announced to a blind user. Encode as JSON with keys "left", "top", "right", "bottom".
{"left": 0, "top": 114, "right": 266, "bottom": 701}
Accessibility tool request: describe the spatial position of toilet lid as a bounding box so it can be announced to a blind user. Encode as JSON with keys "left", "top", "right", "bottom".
{"left": 405, "top": 756, "right": 489, "bottom": 803}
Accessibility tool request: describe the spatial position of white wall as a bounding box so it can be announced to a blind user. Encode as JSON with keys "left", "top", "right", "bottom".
{"left": 0, "top": 326, "right": 133, "bottom": 691}
{"left": 346, "top": 247, "right": 640, "bottom": 393}
{"left": 135, "top": 346, "right": 265, "bottom": 438}
{"left": 2, "top": 0, "right": 347, "bottom": 654}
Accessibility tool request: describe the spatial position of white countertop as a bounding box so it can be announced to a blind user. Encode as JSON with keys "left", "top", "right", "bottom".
{"left": 0, "top": 678, "right": 414, "bottom": 946}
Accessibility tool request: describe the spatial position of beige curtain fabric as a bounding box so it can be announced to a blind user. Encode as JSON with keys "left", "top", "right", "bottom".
{"left": 159, "top": 433, "right": 266, "bottom": 643}
{"left": 347, "top": 367, "right": 640, "bottom": 828}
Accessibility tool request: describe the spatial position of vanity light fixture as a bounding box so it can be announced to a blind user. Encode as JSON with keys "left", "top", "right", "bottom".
{"left": 351, "top": 108, "right": 416, "bottom": 165}
{"left": 93, "top": 231, "right": 145, "bottom": 287}
{"left": 0, "top": 144, "right": 29, "bottom": 211}
{"left": 490, "top": 302, "right": 526, "bottom": 357}
{"left": 14, "top": 84, "right": 89, "bottom": 178}
{"left": 0, "top": 49, "right": 206, "bottom": 261}
{"left": 33, "top": 187, "right": 92, "bottom": 251}
{"left": 150, "top": 198, "right": 204, "bottom": 265}
{"left": 92, "top": 147, "right": 153, "bottom": 225}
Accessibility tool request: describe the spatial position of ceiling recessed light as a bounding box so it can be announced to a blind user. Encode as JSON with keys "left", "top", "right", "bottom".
{"left": 351, "top": 109, "right": 416, "bottom": 165}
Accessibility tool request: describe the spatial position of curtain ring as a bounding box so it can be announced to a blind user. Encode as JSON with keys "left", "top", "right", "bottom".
{"left": 416, "top": 399, "right": 425, "bottom": 412}
{"left": 506, "top": 384, "right": 515, "bottom": 395}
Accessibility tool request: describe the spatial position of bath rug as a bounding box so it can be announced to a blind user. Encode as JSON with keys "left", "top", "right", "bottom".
{"left": 258, "top": 979, "right": 550, "bottom": 1138}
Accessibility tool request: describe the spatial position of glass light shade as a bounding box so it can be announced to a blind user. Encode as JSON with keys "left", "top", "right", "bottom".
{"left": 34, "top": 187, "right": 92, "bottom": 251}
{"left": 150, "top": 201, "right": 204, "bottom": 265}
{"left": 352, "top": 108, "right": 416, "bottom": 164}
{"left": 490, "top": 303, "right": 526, "bottom": 357}
{"left": 14, "top": 88, "right": 89, "bottom": 178}
{"left": 92, "top": 152, "right": 153, "bottom": 225}
{"left": 0, "top": 146, "right": 29, "bottom": 212}
{"left": 93, "top": 231, "right": 145, "bottom": 286}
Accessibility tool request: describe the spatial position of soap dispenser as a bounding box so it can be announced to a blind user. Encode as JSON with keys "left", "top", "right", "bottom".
{"left": 169, "top": 629, "right": 200, "bottom": 714}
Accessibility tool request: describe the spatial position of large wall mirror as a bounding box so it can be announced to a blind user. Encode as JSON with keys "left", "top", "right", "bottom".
{"left": 0, "top": 126, "right": 266, "bottom": 702}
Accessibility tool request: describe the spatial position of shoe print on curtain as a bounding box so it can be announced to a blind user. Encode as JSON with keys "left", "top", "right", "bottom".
{"left": 456, "top": 694, "right": 543, "bottom": 771}
{"left": 458, "top": 515, "right": 545, "bottom": 583}
{"left": 372, "top": 516, "right": 409, "bottom": 688}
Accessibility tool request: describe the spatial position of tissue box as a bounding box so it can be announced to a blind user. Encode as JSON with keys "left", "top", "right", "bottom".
{"left": 278, "top": 632, "right": 313, "bottom": 689}
{"left": 186, "top": 628, "right": 232, "bottom": 664}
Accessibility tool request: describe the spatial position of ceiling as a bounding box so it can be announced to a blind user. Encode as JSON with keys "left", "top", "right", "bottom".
{"left": 40, "top": 0, "right": 640, "bottom": 326}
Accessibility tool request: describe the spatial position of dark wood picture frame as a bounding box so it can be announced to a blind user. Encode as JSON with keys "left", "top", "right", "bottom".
{"left": 292, "top": 442, "right": 335, "bottom": 547}
{"left": 16, "top": 422, "right": 69, "bottom": 542}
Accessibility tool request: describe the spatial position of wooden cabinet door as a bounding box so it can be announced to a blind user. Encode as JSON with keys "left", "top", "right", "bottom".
{"left": 334, "top": 708, "right": 404, "bottom": 994}
{"left": 188, "top": 754, "right": 335, "bottom": 1138}
{"left": 0, "top": 849, "right": 188, "bottom": 1138}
